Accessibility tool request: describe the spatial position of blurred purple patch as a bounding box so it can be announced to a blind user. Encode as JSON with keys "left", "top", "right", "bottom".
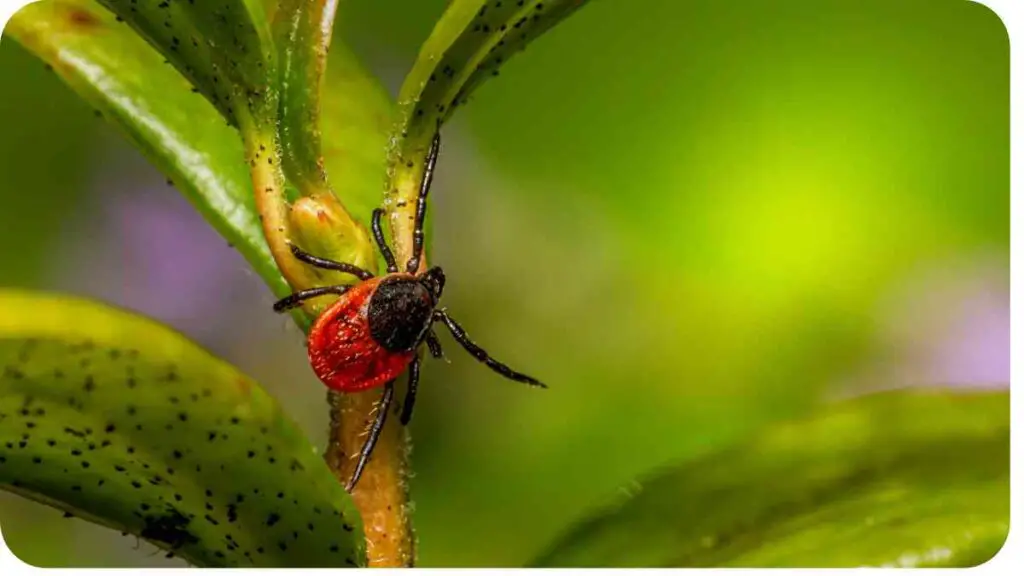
{"left": 43, "top": 140, "right": 281, "bottom": 356}
{"left": 835, "top": 254, "right": 1009, "bottom": 396}
{"left": 920, "top": 279, "right": 1009, "bottom": 386}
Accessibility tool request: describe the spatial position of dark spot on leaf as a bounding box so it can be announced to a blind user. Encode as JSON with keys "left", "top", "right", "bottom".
{"left": 266, "top": 513, "right": 280, "bottom": 526}
{"left": 3, "top": 366, "right": 25, "bottom": 380}
{"left": 141, "top": 509, "right": 198, "bottom": 550}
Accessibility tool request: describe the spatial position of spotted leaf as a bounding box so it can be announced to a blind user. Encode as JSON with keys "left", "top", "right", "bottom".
{"left": 532, "top": 389, "right": 1009, "bottom": 568}
{"left": 384, "top": 0, "right": 594, "bottom": 262}
{"left": 0, "top": 290, "right": 365, "bottom": 567}
{"left": 4, "top": 0, "right": 285, "bottom": 301}
{"left": 5, "top": 0, "right": 394, "bottom": 327}
{"left": 94, "top": 0, "right": 275, "bottom": 128}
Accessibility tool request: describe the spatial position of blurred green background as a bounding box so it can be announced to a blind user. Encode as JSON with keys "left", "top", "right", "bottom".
{"left": 0, "top": 0, "right": 1008, "bottom": 567}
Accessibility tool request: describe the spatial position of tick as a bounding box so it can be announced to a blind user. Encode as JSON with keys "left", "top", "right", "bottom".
{"left": 273, "top": 134, "right": 546, "bottom": 490}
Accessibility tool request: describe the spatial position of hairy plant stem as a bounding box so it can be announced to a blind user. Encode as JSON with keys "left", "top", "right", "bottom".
{"left": 245, "top": 126, "right": 320, "bottom": 310}
{"left": 245, "top": 121, "right": 415, "bottom": 567}
{"left": 325, "top": 389, "right": 414, "bottom": 567}
{"left": 320, "top": 164, "right": 426, "bottom": 567}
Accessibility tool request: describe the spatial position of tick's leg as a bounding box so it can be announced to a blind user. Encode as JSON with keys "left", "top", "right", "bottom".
{"left": 272, "top": 285, "right": 351, "bottom": 312}
{"left": 287, "top": 242, "right": 374, "bottom": 281}
{"left": 434, "top": 309, "right": 547, "bottom": 388}
{"left": 346, "top": 381, "right": 395, "bottom": 492}
{"left": 406, "top": 133, "right": 442, "bottom": 274}
{"left": 425, "top": 329, "right": 444, "bottom": 359}
{"left": 400, "top": 356, "right": 421, "bottom": 426}
{"left": 371, "top": 208, "right": 398, "bottom": 273}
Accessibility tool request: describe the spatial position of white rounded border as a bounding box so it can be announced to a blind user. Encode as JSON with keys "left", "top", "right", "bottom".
{"left": 0, "top": 0, "right": 1018, "bottom": 574}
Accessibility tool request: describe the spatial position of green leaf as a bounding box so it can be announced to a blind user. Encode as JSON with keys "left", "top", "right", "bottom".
{"left": 6, "top": 0, "right": 394, "bottom": 316}
{"left": 398, "top": 0, "right": 594, "bottom": 141}
{"left": 283, "top": 40, "right": 395, "bottom": 290}
{"left": 4, "top": 0, "right": 288, "bottom": 300}
{"left": 270, "top": 0, "right": 385, "bottom": 290}
{"left": 383, "top": 0, "right": 593, "bottom": 262}
{"left": 0, "top": 289, "right": 365, "bottom": 567}
{"left": 273, "top": 0, "right": 336, "bottom": 193}
{"left": 532, "top": 389, "right": 1009, "bottom": 568}
{"left": 96, "top": 0, "right": 275, "bottom": 127}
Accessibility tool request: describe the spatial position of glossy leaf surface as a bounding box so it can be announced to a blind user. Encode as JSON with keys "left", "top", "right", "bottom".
{"left": 0, "top": 290, "right": 365, "bottom": 567}
{"left": 533, "top": 390, "right": 1009, "bottom": 568}
{"left": 97, "top": 0, "right": 275, "bottom": 126}
{"left": 6, "top": 0, "right": 394, "bottom": 307}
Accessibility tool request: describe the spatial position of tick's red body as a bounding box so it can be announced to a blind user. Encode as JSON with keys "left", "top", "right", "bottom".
{"left": 306, "top": 276, "right": 415, "bottom": 392}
